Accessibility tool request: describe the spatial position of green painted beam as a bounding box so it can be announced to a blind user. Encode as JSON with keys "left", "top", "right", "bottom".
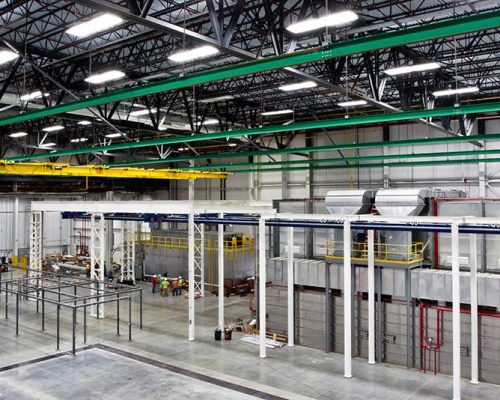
{"left": 0, "top": 10, "right": 499, "bottom": 128}
{"left": 226, "top": 157, "right": 500, "bottom": 174}
{"left": 178, "top": 148, "right": 500, "bottom": 171}
{"left": 108, "top": 131, "right": 500, "bottom": 167}
{"left": 7, "top": 101, "right": 500, "bottom": 162}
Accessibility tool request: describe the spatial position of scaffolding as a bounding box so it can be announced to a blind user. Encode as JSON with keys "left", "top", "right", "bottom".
{"left": 90, "top": 213, "right": 105, "bottom": 317}
{"left": 29, "top": 211, "right": 43, "bottom": 280}
{"left": 120, "top": 221, "right": 136, "bottom": 284}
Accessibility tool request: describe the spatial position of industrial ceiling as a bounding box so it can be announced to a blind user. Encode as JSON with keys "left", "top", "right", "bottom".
{"left": 0, "top": 0, "right": 499, "bottom": 170}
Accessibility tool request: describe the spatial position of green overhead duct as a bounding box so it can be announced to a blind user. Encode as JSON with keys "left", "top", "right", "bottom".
{"left": 0, "top": 10, "right": 499, "bottom": 128}
{"left": 108, "top": 132, "right": 500, "bottom": 168}
{"left": 6, "top": 101, "right": 500, "bottom": 162}
{"left": 178, "top": 148, "right": 500, "bottom": 171}
{"left": 226, "top": 157, "right": 500, "bottom": 174}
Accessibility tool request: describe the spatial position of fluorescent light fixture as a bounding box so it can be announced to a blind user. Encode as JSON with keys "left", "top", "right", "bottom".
{"left": 42, "top": 125, "right": 64, "bottom": 132}
{"left": 71, "top": 138, "right": 89, "bottom": 143}
{"left": 279, "top": 81, "right": 317, "bottom": 91}
{"left": 84, "top": 70, "right": 125, "bottom": 84}
{"left": 66, "top": 14, "right": 123, "bottom": 38}
{"left": 105, "top": 133, "right": 122, "bottom": 138}
{"left": 286, "top": 10, "right": 358, "bottom": 34}
{"left": 199, "top": 95, "right": 234, "bottom": 103}
{"left": 9, "top": 132, "right": 28, "bottom": 138}
{"left": 129, "top": 109, "right": 152, "bottom": 117}
{"left": 0, "top": 50, "right": 19, "bottom": 65}
{"left": 261, "top": 109, "right": 294, "bottom": 116}
{"left": 40, "top": 142, "right": 56, "bottom": 147}
{"left": 168, "top": 45, "right": 219, "bottom": 63}
{"left": 19, "top": 91, "right": 49, "bottom": 102}
{"left": 228, "top": 143, "right": 237, "bottom": 147}
{"left": 77, "top": 120, "right": 92, "bottom": 126}
{"left": 432, "top": 87, "right": 479, "bottom": 97}
{"left": 196, "top": 118, "right": 219, "bottom": 126}
{"left": 337, "top": 100, "right": 368, "bottom": 107}
{"left": 384, "top": 62, "right": 441, "bottom": 76}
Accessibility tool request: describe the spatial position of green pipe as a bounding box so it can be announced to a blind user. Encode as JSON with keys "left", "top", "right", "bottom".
{"left": 7, "top": 101, "right": 500, "bottom": 162}
{"left": 0, "top": 10, "right": 499, "bottom": 128}
{"left": 227, "top": 157, "right": 500, "bottom": 174}
{"left": 178, "top": 148, "right": 500, "bottom": 171}
{"left": 109, "top": 131, "right": 500, "bottom": 167}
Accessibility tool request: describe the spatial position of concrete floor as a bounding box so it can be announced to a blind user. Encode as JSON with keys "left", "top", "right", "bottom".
{"left": 1, "top": 276, "right": 500, "bottom": 400}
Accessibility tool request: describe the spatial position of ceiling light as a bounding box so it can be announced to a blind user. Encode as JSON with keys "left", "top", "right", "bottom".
{"left": 261, "top": 109, "right": 294, "bottom": 116}
{"left": 279, "top": 81, "right": 317, "bottom": 91}
{"left": 66, "top": 14, "right": 123, "bottom": 38}
{"left": 286, "top": 10, "right": 358, "bottom": 34}
{"left": 432, "top": 87, "right": 480, "bottom": 97}
{"left": 40, "top": 142, "right": 56, "bottom": 147}
{"left": 199, "top": 95, "right": 234, "bottom": 103}
{"left": 194, "top": 118, "right": 219, "bottom": 126}
{"left": 228, "top": 143, "right": 237, "bottom": 147}
{"left": 77, "top": 120, "right": 92, "bottom": 126}
{"left": 19, "top": 91, "right": 49, "bottom": 102}
{"left": 105, "top": 133, "right": 122, "bottom": 138}
{"left": 337, "top": 100, "right": 368, "bottom": 107}
{"left": 71, "top": 138, "right": 89, "bottom": 143}
{"left": 384, "top": 62, "right": 441, "bottom": 76}
{"left": 84, "top": 70, "right": 125, "bottom": 84}
{"left": 42, "top": 125, "right": 64, "bottom": 132}
{"left": 9, "top": 132, "right": 28, "bottom": 138}
{"left": 130, "top": 109, "right": 152, "bottom": 117}
{"left": 168, "top": 45, "right": 219, "bottom": 63}
{"left": 0, "top": 50, "right": 19, "bottom": 65}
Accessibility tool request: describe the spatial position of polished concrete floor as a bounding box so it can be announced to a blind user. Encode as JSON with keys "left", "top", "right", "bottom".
{"left": 1, "top": 276, "right": 500, "bottom": 400}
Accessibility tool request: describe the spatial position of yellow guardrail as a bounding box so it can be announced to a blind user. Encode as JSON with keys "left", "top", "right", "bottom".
{"left": 325, "top": 240, "right": 424, "bottom": 264}
{"left": 138, "top": 234, "right": 255, "bottom": 259}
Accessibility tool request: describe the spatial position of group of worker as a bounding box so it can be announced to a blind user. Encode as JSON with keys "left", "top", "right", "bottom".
{"left": 151, "top": 274, "right": 185, "bottom": 297}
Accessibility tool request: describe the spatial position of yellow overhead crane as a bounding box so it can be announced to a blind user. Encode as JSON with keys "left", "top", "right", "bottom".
{"left": 0, "top": 161, "right": 230, "bottom": 180}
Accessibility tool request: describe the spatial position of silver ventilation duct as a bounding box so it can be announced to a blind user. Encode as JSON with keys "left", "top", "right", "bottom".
{"left": 375, "top": 188, "right": 429, "bottom": 216}
{"left": 325, "top": 190, "right": 376, "bottom": 215}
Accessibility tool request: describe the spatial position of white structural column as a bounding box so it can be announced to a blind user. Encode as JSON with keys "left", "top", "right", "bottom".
{"left": 120, "top": 221, "right": 136, "bottom": 284}
{"left": 193, "top": 223, "right": 205, "bottom": 296}
{"left": 470, "top": 234, "right": 479, "bottom": 384}
{"left": 218, "top": 213, "right": 224, "bottom": 329}
{"left": 451, "top": 222, "right": 461, "bottom": 400}
{"left": 188, "top": 211, "right": 195, "bottom": 341}
{"left": 287, "top": 227, "right": 294, "bottom": 347}
{"left": 259, "top": 217, "right": 267, "bottom": 358}
{"left": 367, "top": 229, "right": 376, "bottom": 365}
{"left": 90, "top": 213, "right": 106, "bottom": 318}
{"left": 344, "top": 220, "right": 352, "bottom": 378}
{"left": 13, "top": 197, "right": 19, "bottom": 263}
{"left": 29, "top": 211, "right": 43, "bottom": 279}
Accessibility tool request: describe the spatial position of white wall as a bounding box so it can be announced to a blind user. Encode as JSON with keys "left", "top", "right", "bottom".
{"left": 185, "top": 120, "right": 500, "bottom": 202}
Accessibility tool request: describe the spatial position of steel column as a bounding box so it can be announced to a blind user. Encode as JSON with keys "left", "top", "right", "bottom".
{"left": 259, "top": 217, "right": 266, "bottom": 359}
{"left": 470, "top": 234, "right": 479, "bottom": 385}
{"left": 368, "top": 229, "right": 375, "bottom": 365}
{"left": 452, "top": 222, "right": 461, "bottom": 400}
{"left": 344, "top": 220, "right": 352, "bottom": 378}
{"left": 287, "top": 227, "right": 294, "bottom": 347}
{"left": 188, "top": 211, "right": 195, "bottom": 341}
{"left": 218, "top": 212, "right": 224, "bottom": 329}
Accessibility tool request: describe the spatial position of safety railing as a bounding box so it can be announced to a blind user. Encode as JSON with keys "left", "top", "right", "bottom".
{"left": 138, "top": 233, "right": 255, "bottom": 259}
{"left": 325, "top": 240, "right": 424, "bottom": 264}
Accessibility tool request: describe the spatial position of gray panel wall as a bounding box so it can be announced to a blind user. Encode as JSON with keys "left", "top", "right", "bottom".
{"left": 267, "top": 257, "right": 500, "bottom": 385}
